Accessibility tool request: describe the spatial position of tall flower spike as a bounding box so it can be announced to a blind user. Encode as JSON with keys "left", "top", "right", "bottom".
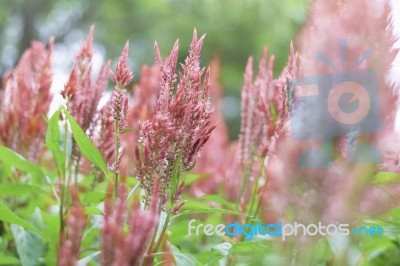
{"left": 113, "top": 64, "right": 162, "bottom": 177}
{"left": 61, "top": 27, "right": 111, "bottom": 175}
{"left": 154, "top": 40, "right": 179, "bottom": 114}
{"left": 108, "top": 42, "right": 133, "bottom": 173}
{"left": 0, "top": 39, "right": 53, "bottom": 161}
{"left": 135, "top": 29, "right": 215, "bottom": 209}
{"left": 239, "top": 56, "right": 254, "bottom": 164}
{"left": 62, "top": 26, "right": 109, "bottom": 134}
{"left": 190, "top": 57, "right": 236, "bottom": 198}
{"left": 112, "top": 41, "right": 133, "bottom": 87}
{"left": 77, "top": 24, "right": 94, "bottom": 63}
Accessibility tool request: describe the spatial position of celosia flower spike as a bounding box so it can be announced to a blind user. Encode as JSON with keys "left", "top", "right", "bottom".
{"left": 135, "top": 29, "right": 215, "bottom": 210}
{"left": 112, "top": 41, "right": 133, "bottom": 87}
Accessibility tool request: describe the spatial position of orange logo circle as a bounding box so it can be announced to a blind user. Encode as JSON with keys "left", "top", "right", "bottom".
{"left": 327, "top": 81, "right": 370, "bottom": 125}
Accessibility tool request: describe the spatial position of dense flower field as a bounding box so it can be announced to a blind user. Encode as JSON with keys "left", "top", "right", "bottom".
{"left": 0, "top": 0, "right": 400, "bottom": 265}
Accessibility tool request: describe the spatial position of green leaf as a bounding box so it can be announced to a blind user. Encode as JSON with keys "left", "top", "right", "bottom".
{"left": 63, "top": 108, "right": 109, "bottom": 178}
{"left": 0, "top": 255, "right": 20, "bottom": 265}
{"left": 84, "top": 206, "right": 104, "bottom": 216}
{"left": 0, "top": 146, "right": 45, "bottom": 180}
{"left": 0, "top": 201, "right": 44, "bottom": 236}
{"left": 182, "top": 172, "right": 209, "bottom": 186}
{"left": 0, "top": 184, "right": 42, "bottom": 197}
{"left": 170, "top": 156, "right": 181, "bottom": 201}
{"left": 124, "top": 181, "right": 141, "bottom": 206}
{"left": 212, "top": 242, "right": 232, "bottom": 256}
{"left": 172, "top": 208, "right": 243, "bottom": 220}
{"left": 45, "top": 109, "right": 65, "bottom": 177}
{"left": 180, "top": 198, "right": 212, "bottom": 210}
{"left": 11, "top": 225, "right": 44, "bottom": 266}
{"left": 359, "top": 236, "right": 395, "bottom": 261}
{"left": 310, "top": 238, "right": 332, "bottom": 264}
{"left": 170, "top": 245, "right": 198, "bottom": 266}
{"left": 229, "top": 241, "right": 270, "bottom": 255}
{"left": 77, "top": 251, "right": 100, "bottom": 265}
{"left": 41, "top": 213, "right": 59, "bottom": 265}
{"left": 200, "top": 195, "right": 236, "bottom": 210}
{"left": 83, "top": 191, "right": 106, "bottom": 206}
{"left": 207, "top": 242, "right": 232, "bottom": 265}
{"left": 372, "top": 172, "right": 400, "bottom": 185}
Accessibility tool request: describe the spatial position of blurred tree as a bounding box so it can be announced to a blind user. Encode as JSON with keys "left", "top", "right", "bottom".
{"left": 0, "top": 0, "right": 309, "bottom": 138}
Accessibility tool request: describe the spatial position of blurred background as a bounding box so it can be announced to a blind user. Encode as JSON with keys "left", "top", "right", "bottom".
{"left": 0, "top": 0, "right": 310, "bottom": 139}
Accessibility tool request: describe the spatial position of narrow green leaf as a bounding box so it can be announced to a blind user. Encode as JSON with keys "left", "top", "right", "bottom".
{"left": 45, "top": 108, "right": 65, "bottom": 177}
{"left": 212, "top": 242, "right": 232, "bottom": 256}
{"left": 0, "top": 146, "right": 45, "bottom": 180}
{"left": 84, "top": 206, "right": 104, "bottom": 216}
{"left": 229, "top": 241, "right": 270, "bottom": 255}
{"left": 0, "top": 202, "right": 44, "bottom": 236}
{"left": 180, "top": 198, "right": 211, "bottom": 210}
{"left": 372, "top": 172, "right": 400, "bottom": 185}
{"left": 172, "top": 208, "right": 243, "bottom": 220}
{"left": 170, "top": 156, "right": 181, "bottom": 201}
{"left": 0, "top": 184, "right": 42, "bottom": 197}
{"left": 0, "top": 255, "right": 20, "bottom": 265}
{"left": 170, "top": 245, "right": 198, "bottom": 266}
{"left": 207, "top": 242, "right": 232, "bottom": 265}
{"left": 124, "top": 181, "right": 141, "bottom": 206}
{"left": 200, "top": 195, "right": 236, "bottom": 210}
{"left": 63, "top": 108, "right": 108, "bottom": 178}
{"left": 182, "top": 172, "right": 209, "bottom": 186}
{"left": 77, "top": 251, "right": 100, "bottom": 265}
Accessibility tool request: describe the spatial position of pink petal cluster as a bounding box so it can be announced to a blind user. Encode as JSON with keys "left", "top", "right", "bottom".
{"left": 58, "top": 187, "right": 86, "bottom": 266}
{"left": 101, "top": 181, "right": 159, "bottom": 266}
{"left": 135, "top": 30, "right": 215, "bottom": 208}
{"left": 240, "top": 45, "right": 295, "bottom": 163}
{"left": 61, "top": 26, "right": 110, "bottom": 139}
{"left": 111, "top": 41, "right": 133, "bottom": 87}
{"left": 190, "top": 58, "right": 242, "bottom": 201}
{"left": 0, "top": 39, "right": 53, "bottom": 161}
{"left": 119, "top": 65, "right": 161, "bottom": 176}
{"left": 261, "top": 0, "right": 400, "bottom": 226}
{"left": 98, "top": 42, "right": 132, "bottom": 172}
{"left": 235, "top": 46, "right": 295, "bottom": 205}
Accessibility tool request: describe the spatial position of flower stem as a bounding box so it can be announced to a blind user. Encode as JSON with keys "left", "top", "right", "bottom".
{"left": 236, "top": 149, "right": 256, "bottom": 207}
{"left": 59, "top": 117, "right": 69, "bottom": 244}
{"left": 153, "top": 206, "right": 173, "bottom": 253}
{"left": 114, "top": 118, "right": 120, "bottom": 197}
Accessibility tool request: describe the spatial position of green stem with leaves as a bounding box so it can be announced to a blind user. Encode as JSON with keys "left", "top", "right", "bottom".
{"left": 153, "top": 206, "right": 173, "bottom": 253}
{"left": 151, "top": 156, "right": 182, "bottom": 255}
{"left": 236, "top": 148, "right": 257, "bottom": 207}
{"left": 59, "top": 116, "right": 69, "bottom": 242}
